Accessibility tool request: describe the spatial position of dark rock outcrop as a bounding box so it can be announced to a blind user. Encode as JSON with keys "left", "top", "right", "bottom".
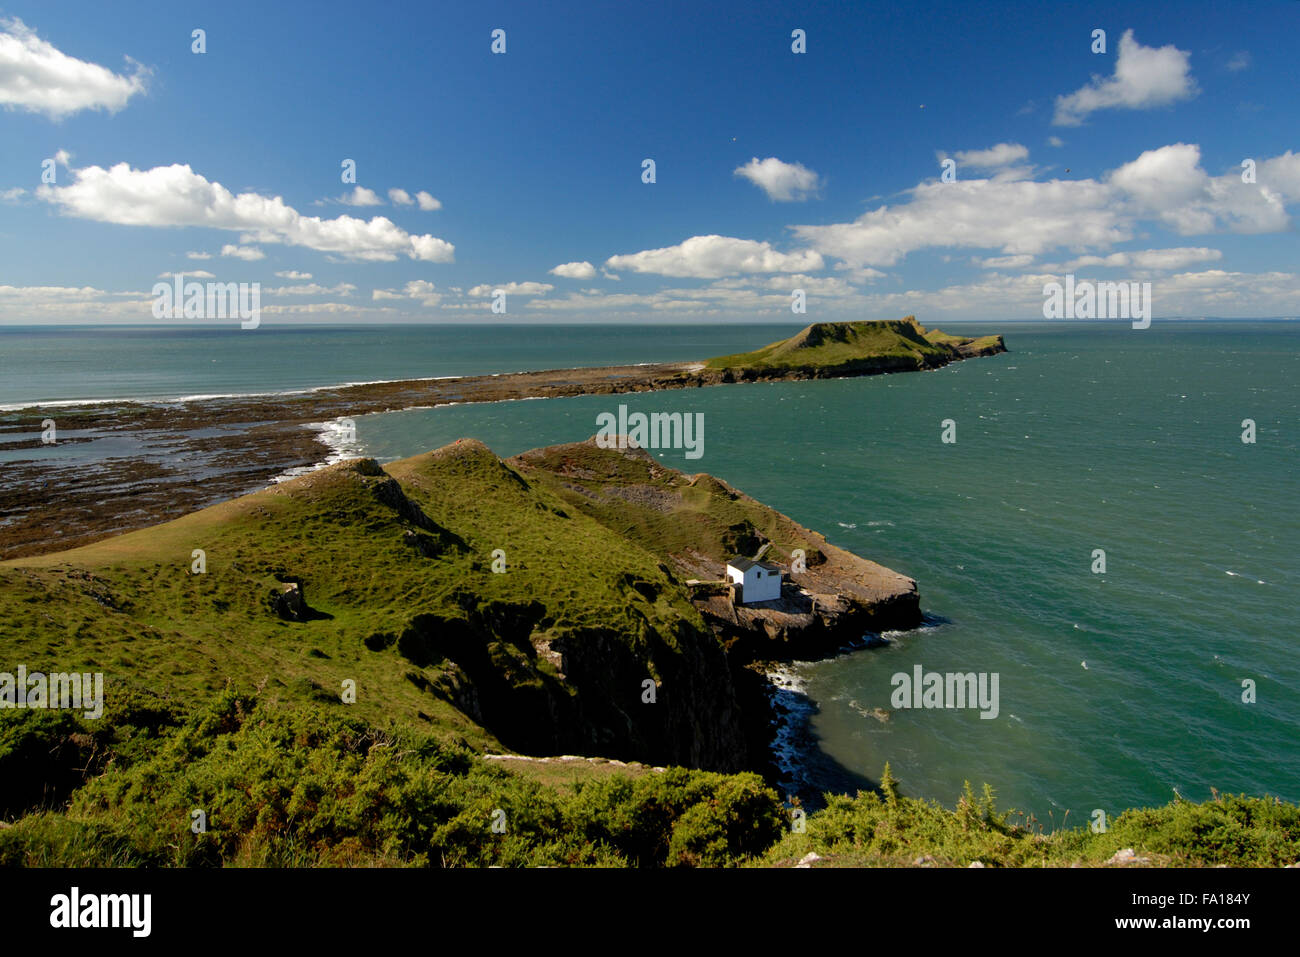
{"left": 269, "top": 581, "right": 307, "bottom": 621}
{"left": 396, "top": 593, "right": 750, "bottom": 773}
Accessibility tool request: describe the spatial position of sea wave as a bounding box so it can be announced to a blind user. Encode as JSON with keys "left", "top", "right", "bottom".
{"left": 0, "top": 375, "right": 465, "bottom": 412}
{"left": 765, "top": 663, "right": 817, "bottom": 798}
{"left": 270, "top": 417, "right": 368, "bottom": 484}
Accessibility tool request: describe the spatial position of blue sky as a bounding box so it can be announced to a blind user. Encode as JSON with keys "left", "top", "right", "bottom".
{"left": 1, "top": 0, "right": 1298, "bottom": 323}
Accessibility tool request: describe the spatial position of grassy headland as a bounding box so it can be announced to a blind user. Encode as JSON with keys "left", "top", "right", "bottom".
{"left": 2, "top": 431, "right": 1295, "bottom": 867}
{"left": 705, "top": 316, "right": 1004, "bottom": 375}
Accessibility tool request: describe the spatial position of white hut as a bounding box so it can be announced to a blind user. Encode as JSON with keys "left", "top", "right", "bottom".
{"left": 726, "top": 558, "right": 782, "bottom": 604}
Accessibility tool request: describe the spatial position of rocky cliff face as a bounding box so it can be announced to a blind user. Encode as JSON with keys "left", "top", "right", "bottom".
{"left": 507, "top": 439, "right": 926, "bottom": 771}
{"left": 377, "top": 443, "right": 757, "bottom": 773}
{"left": 391, "top": 591, "right": 751, "bottom": 773}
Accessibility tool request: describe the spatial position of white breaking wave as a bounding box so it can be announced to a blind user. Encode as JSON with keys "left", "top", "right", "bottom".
{"left": 270, "top": 417, "right": 368, "bottom": 484}
{"left": 0, "top": 375, "right": 465, "bottom": 412}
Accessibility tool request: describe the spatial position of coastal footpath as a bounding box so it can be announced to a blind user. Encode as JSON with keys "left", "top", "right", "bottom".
{"left": 0, "top": 317, "right": 1005, "bottom": 559}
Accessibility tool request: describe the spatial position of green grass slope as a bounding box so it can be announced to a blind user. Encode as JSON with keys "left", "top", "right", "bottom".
{"left": 704, "top": 316, "right": 1004, "bottom": 373}
{"left": 510, "top": 438, "right": 825, "bottom": 578}
{"left": 1, "top": 456, "right": 488, "bottom": 746}
{"left": 0, "top": 440, "right": 753, "bottom": 771}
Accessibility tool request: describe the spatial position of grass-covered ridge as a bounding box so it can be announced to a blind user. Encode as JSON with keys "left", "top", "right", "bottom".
{"left": 0, "top": 441, "right": 765, "bottom": 769}
{"left": 704, "top": 317, "right": 1005, "bottom": 373}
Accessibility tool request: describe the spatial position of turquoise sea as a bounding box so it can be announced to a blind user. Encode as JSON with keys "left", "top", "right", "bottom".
{"left": 3, "top": 321, "right": 1297, "bottom": 819}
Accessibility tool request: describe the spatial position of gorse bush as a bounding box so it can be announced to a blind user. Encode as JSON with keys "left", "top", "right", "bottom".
{"left": 566, "top": 766, "right": 784, "bottom": 867}
{"left": 1106, "top": 793, "right": 1300, "bottom": 867}
{"left": 1, "top": 692, "right": 1295, "bottom": 868}
{"left": 0, "top": 687, "right": 183, "bottom": 819}
{"left": 758, "top": 765, "right": 1300, "bottom": 868}
{"left": 0, "top": 689, "right": 783, "bottom": 867}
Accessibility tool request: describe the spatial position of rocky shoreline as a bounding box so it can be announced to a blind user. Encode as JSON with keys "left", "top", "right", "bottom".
{"left": 0, "top": 335, "right": 1004, "bottom": 561}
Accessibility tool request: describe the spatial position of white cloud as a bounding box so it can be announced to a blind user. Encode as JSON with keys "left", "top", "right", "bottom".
{"left": 974, "top": 254, "right": 1036, "bottom": 269}
{"left": 0, "top": 284, "right": 117, "bottom": 300}
{"left": 605, "top": 234, "right": 824, "bottom": 278}
{"left": 265, "top": 282, "right": 356, "bottom": 296}
{"left": 1110, "top": 143, "right": 1290, "bottom": 234}
{"left": 467, "top": 281, "right": 553, "bottom": 297}
{"left": 950, "top": 143, "right": 1029, "bottom": 169}
{"left": 1259, "top": 151, "right": 1300, "bottom": 199}
{"left": 1047, "top": 136, "right": 1064, "bottom": 148}
{"left": 274, "top": 270, "right": 312, "bottom": 280}
{"left": 371, "top": 280, "right": 440, "bottom": 307}
{"left": 0, "top": 17, "right": 148, "bottom": 119}
{"left": 1226, "top": 51, "right": 1251, "bottom": 72}
{"left": 403, "top": 279, "right": 438, "bottom": 304}
{"left": 791, "top": 145, "right": 1300, "bottom": 270}
{"left": 524, "top": 274, "right": 862, "bottom": 315}
{"left": 36, "top": 160, "right": 455, "bottom": 263}
{"left": 734, "top": 157, "right": 822, "bottom": 201}
{"left": 1041, "top": 247, "right": 1223, "bottom": 272}
{"left": 0, "top": 284, "right": 417, "bottom": 323}
{"left": 157, "top": 269, "right": 215, "bottom": 279}
{"left": 601, "top": 268, "right": 620, "bottom": 281}
{"left": 185, "top": 251, "right": 212, "bottom": 260}
{"left": 524, "top": 286, "right": 783, "bottom": 314}
{"left": 0, "top": 187, "right": 25, "bottom": 201}
{"left": 382, "top": 265, "right": 1300, "bottom": 323}
{"left": 835, "top": 265, "right": 887, "bottom": 283}
{"left": 261, "top": 302, "right": 373, "bottom": 316}
{"left": 0, "top": 284, "right": 156, "bottom": 322}
{"left": 809, "top": 269, "right": 1300, "bottom": 322}
{"left": 1054, "top": 30, "right": 1197, "bottom": 126}
{"left": 732, "top": 273, "right": 857, "bottom": 297}
{"left": 339, "top": 186, "right": 384, "bottom": 207}
{"left": 390, "top": 188, "right": 442, "bottom": 210}
{"left": 793, "top": 177, "right": 1126, "bottom": 268}
{"left": 549, "top": 261, "right": 596, "bottom": 279}
{"left": 221, "top": 244, "right": 265, "bottom": 261}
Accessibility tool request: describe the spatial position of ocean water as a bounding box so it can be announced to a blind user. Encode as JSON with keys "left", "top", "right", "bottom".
{"left": 0, "top": 324, "right": 789, "bottom": 408}
{"left": 4, "top": 320, "right": 1297, "bottom": 818}
{"left": 353, "top": 321, "right": 1300, "bottom": 817}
